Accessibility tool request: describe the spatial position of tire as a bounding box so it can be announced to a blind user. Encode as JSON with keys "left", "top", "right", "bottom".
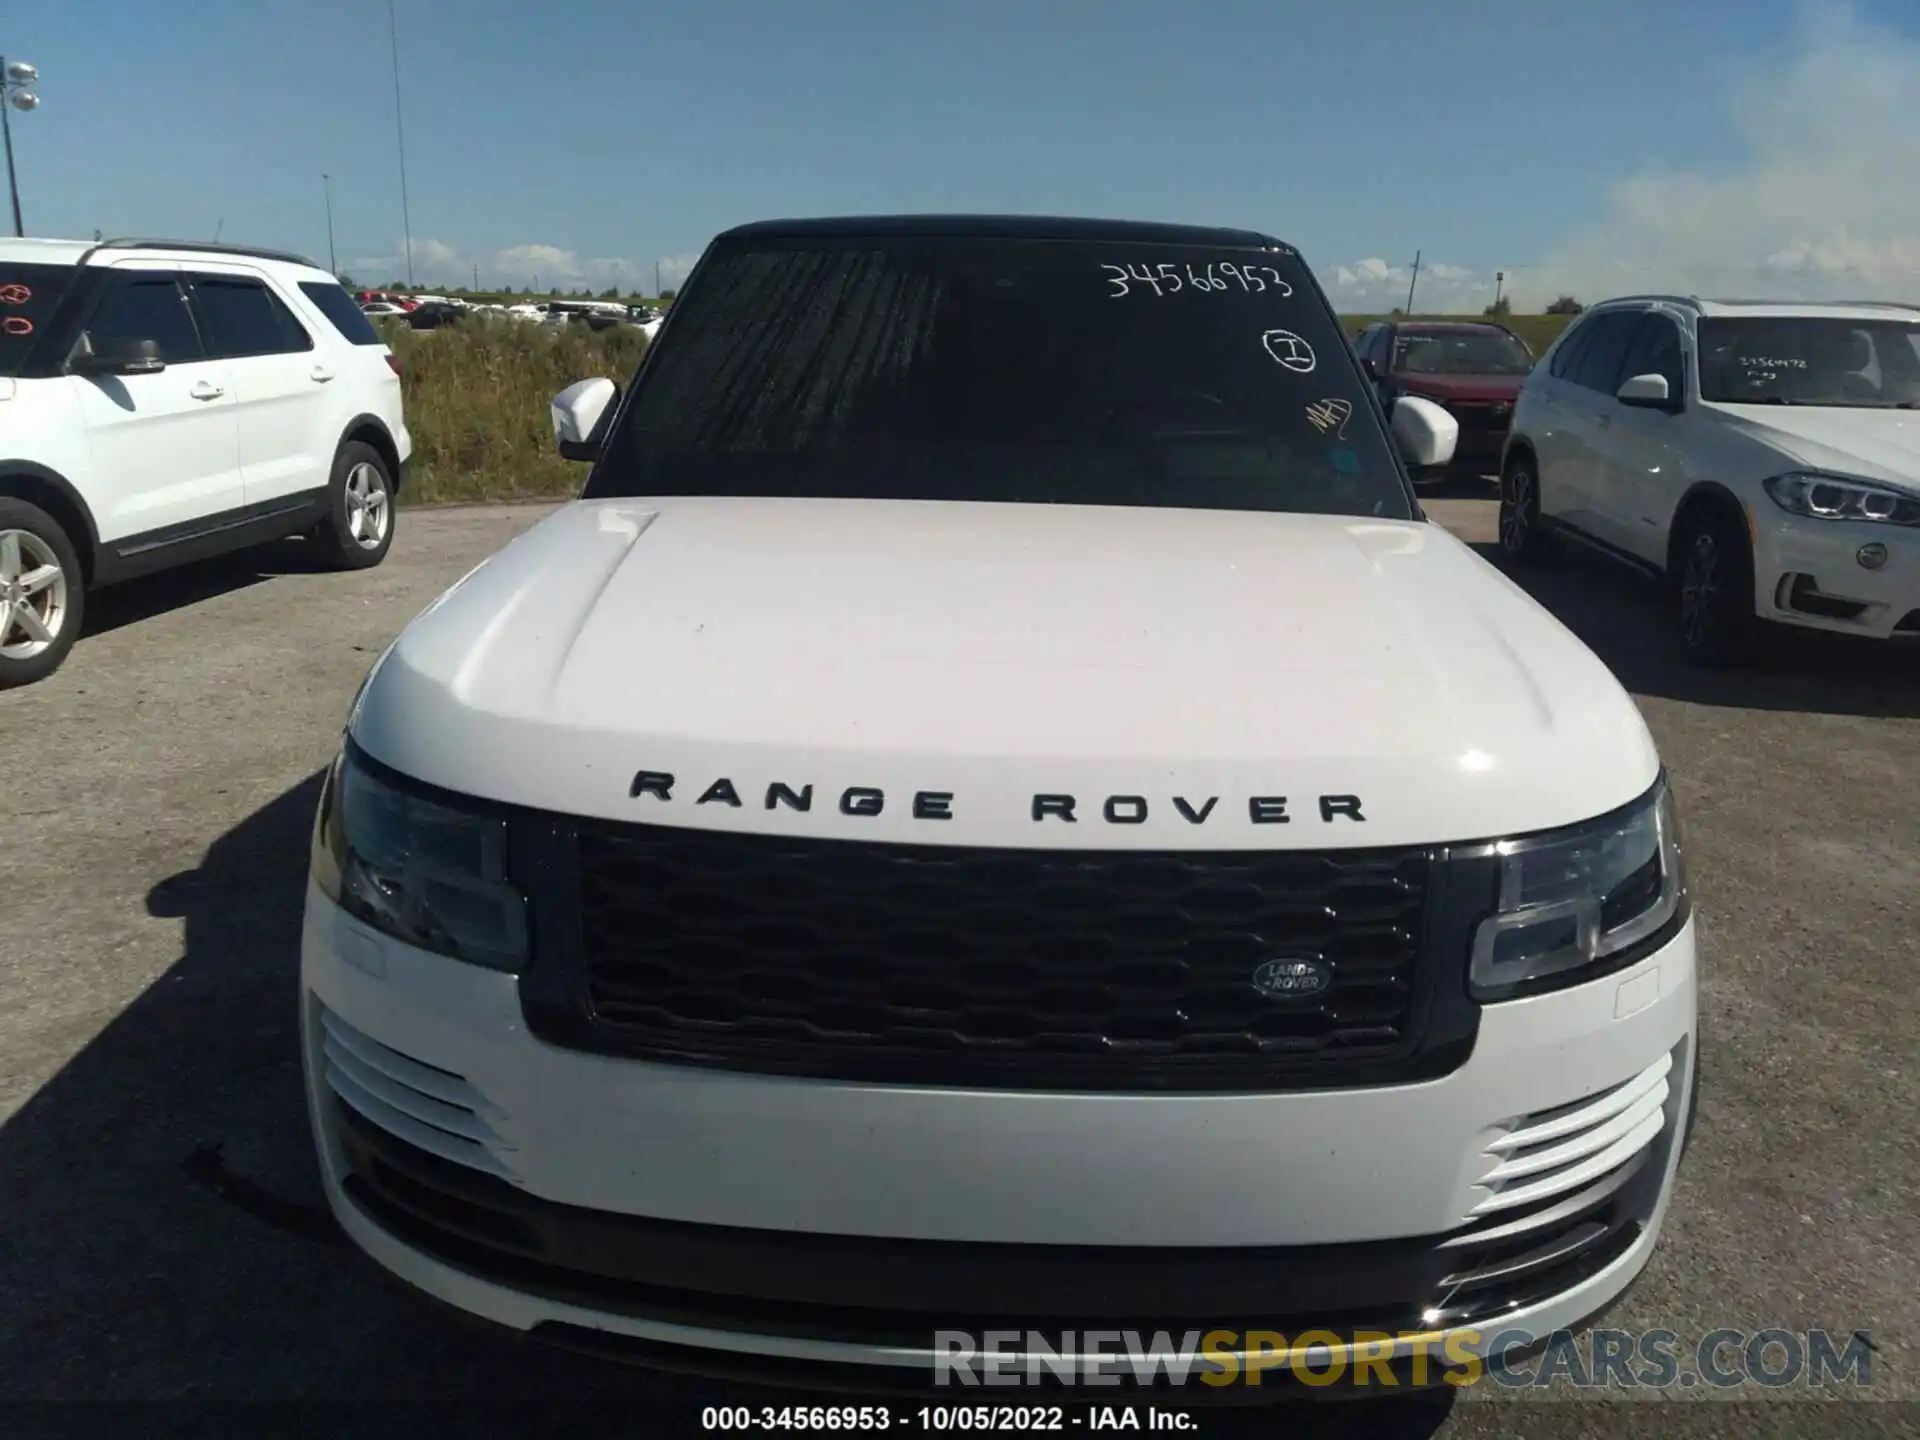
{"left": 1496, "top": 453, "right": 1553, "bottom": 566}
{"left": 0, "top": 496, "right": 86, "bottom": 690}
{"left": 1674, "top": 505, "right": 1761, "bottom": 668}
{"left": 313, "top": 441, "right": 396, "bottom": 570}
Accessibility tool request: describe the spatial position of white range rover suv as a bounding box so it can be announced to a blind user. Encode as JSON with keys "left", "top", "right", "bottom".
{"left": 302, "top": 216, "right": 1698, "bottom": 1391}
{"left": 0, "top": 237, "right": 411, "bottom": 689}
{"left": 1498, "top": 295, "right": 1920, "bottom": 665}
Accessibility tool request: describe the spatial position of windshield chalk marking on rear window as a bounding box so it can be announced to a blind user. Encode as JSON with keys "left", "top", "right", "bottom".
{"left": 1101, "top": 260, "right": 1294, "bottom": 299}
{"left": 1262, "top": 329, "right": 1316, "bottom": 372}
{"left": 1, "top": 316, "right": 30, "bottom": 336}
{"left": 0, "top": 283, "right": 30, "bottom": 305}
{"left": 1304, "top": 397, "right": 1352, "bottom": 437}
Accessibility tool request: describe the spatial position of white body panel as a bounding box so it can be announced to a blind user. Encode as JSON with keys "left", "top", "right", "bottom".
{"left": 183, "top": 259, "right": 356, "bottom": 506}
{"left": 351, "top": 498, "right": 1661, "bottom": 849}
{"left": 68, "top": 258, "right": 247, "bottom": 540}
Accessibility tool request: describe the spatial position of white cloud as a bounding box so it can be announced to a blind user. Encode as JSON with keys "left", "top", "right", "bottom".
{"left": 347, "top": 238, "right": 698, "bottom": 294}
{"left": 1324, "top": 5, "right": 1920, "bottom": 314}
{"left": 1328, "top": 256, "right": 1506, "bottom": 315}
{"left": 1514, "top": 3, "right": 1920, "bottom": 307}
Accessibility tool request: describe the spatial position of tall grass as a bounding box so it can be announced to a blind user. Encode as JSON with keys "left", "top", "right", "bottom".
{"left": 384, "top": 317, "right": 650, "bottom": 505}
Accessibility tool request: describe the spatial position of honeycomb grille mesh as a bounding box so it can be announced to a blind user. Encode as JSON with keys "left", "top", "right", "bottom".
{"left": 573, "top": 824, "right": 1433, "bottom": 1090}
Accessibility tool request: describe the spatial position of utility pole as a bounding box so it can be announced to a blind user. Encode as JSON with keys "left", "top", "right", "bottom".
{"left": 1494, "top": 270, "right": 1505, "bottom": 310}
{"left": 654, "top": 259, "right": 661, "bottom": 297}
{"left": 472, "top": 262, "right": 479, "bottom": 291}
{"left": 321, "top": 172, "right": 337, "bottom": 275}
{"left": 1404, "top": 249, "right": 1422, "bottom": 316}
{"left": 387, "top": 0, "right": 416, "bottom": 286}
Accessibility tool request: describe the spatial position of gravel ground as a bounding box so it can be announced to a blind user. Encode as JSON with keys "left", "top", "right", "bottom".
{"left": 0, "top": 495, "right": 1914, "bottom": 1439}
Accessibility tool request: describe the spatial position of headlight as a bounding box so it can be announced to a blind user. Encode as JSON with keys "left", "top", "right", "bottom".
{"left": 1763, "top": 472, "right": 1920, "bottom": 527}
{"left": 1469, "top": 778, "right": 1687, "bottom": 1001}
{"left": 312, "top": 743, "right": 528, "bottom": 971}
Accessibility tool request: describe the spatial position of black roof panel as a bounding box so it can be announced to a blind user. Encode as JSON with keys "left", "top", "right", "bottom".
{"left": 716, "top": 214, "right": 1291, "bottom": 251}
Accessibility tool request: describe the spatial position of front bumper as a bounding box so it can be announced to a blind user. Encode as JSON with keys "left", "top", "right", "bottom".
{"left": 1754, "top": 509, "right": 1920, "bottom": 639}
{"left": 301, "top": 882, "right": 1697, "bottom": 1381}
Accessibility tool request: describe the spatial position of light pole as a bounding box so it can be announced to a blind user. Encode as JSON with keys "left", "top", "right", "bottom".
{"left": 1, "top": 57, "right": 41, "bottom": 239}
{"left": 321, "top": 172, "right": 338, "bottom": 276}
{"left": 387, "top": 0, "right": 415, "bottom": 287}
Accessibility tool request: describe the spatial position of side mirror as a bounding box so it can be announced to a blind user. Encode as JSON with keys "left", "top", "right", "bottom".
{"left": 1359, "top": 355, "right": 1380, "bottom": 380}
{"left": 552, "top": 376, "right": 619, "bottom": 462}
{"left": 1392, "top": 394, "right": 1458, "bottom": 470}
{"left": 71, "top": 335, "right": 166, "bottom": 377}
{"left": 1617, "top": 372, "right": 1679, "bottom": 411}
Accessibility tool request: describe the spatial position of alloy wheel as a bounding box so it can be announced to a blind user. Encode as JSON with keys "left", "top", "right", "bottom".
{"left": 1501, "top": 469, "right": 1533, "bottom": 553}
{"left": 343, "top": 462, "right": 392, "bottom": 550}
{"left": 1680, "top": 532, "right": 1719, "bottom": 649}
{"left": 0, "top": 529, "right": 70, "bottom": 661}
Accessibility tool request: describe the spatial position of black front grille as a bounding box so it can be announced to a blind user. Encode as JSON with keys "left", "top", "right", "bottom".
{"left": 559, "top": 823, "right": 1439, "bottom": 1090}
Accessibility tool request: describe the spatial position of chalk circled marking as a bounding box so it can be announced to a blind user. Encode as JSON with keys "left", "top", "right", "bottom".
{"left": 1262, "top": 329, "right": 1316, "bottom": 373}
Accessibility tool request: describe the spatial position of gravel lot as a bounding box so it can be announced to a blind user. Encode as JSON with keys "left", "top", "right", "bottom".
{"left": 1, "top": 496, "right": 1914, "bottom": 1438}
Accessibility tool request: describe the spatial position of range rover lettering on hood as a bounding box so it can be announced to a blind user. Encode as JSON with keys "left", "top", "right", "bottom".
{"left": 628, "top": 771, "right": 1366, "bottom": 826}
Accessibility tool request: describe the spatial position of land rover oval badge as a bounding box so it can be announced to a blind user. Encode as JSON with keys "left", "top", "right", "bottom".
{"left": 1251, "top": 956, "right": 1333, "bottom": 1000}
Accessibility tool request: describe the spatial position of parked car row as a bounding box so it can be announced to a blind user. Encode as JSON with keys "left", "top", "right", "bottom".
{"left": 357, "top": 292, "right": 664, "bottom": 334}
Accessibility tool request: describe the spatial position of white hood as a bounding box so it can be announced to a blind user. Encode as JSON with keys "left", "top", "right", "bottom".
{"left": 1726, "top": 407, "right": 1920, "bottom": 491}
{"left": 351, "top": 497, "right": 1659, "bottom": 849}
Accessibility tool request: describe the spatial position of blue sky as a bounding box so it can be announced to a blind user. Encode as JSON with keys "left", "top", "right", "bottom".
{"left": 9, "top": 0, "right": 1920, "bottom": 308}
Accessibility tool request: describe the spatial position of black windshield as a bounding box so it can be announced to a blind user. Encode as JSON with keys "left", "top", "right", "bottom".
{"left": 588, "top": 236, "right": 1412, "bottom": 520}
{"left": 0, "top": 263, "right": 75, "bottom": 376}
{"left": 1394, "top": 328, "right": 1533, "bottom": 376}
{"left": 1698, "top": 317, "right": 1920, "bottom": 406}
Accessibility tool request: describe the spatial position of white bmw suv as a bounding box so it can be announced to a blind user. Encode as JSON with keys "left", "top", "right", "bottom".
{"left": 302, "top": 216, "right": 1698, "bottom": 1392}
{"left": 1498, "top": 295, "right": 1920, "bottom": 665}
{"left": 0, "top": 237, "right": 412, "bottom": 689}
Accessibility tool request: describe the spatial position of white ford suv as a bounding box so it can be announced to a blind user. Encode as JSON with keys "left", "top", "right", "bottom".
{"left": 0, "top": 237, "right": 412, "bottom": 689}
{"left": 302, "top": 216, "right": 1697, "bottom": 1392}
{"left": 1498, "top": 295, "right": 1920, "bottom": 665}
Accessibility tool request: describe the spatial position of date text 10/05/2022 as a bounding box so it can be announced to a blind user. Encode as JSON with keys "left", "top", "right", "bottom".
{"left": 703, "top": 1407, "right": 1196, "bottom": 1433}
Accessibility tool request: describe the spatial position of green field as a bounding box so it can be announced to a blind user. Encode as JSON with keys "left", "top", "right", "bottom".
{"left": 391, "top": 311, "right": 1577, "bottom": 506}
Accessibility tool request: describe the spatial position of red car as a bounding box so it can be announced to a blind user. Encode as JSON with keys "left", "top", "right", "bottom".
{"left": 1352, "top": 320, "right": 1535, "bottom": 477}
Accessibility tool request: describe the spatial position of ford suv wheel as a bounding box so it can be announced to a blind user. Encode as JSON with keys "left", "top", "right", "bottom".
{"left": 314, "top": 442, "right": 396, "bottom": 570}
{"left": 0, "top": 498, "right": 85, "bottom": 690}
